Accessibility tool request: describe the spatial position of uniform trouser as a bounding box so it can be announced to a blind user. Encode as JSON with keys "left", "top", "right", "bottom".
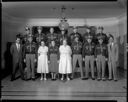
{"left": 12, "top": 61, "right": 24, "bottom": 79}
{"left": 26, "top": 54, "right": 35, "bottom": 79}
{"left": 108, "top": 59, "right": 117, "bottom": 80}
{"left": 96, "top": 55, "right": 106, "bottom": 79}
{"left": 72, "top": 54, "right": 84, "bottom": 78}
{"left": 85, "top": 55, "right": 95, "bottom": 78}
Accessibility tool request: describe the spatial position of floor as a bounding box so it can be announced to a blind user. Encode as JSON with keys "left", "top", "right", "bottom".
{"left": 1, "top": 72, "right": 127, "bottom": 101}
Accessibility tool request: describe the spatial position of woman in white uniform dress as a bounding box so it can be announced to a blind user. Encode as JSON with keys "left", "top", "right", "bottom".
{"left": 59, "top": 39, "right": 72, "bottom": 80}
{"left": 37, "top": 40, "right": 49, "bottom": 80}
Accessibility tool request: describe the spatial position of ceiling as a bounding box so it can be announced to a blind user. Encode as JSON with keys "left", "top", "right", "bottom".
{"left": 2, "top": 0, "right": 127, "bottom": 19}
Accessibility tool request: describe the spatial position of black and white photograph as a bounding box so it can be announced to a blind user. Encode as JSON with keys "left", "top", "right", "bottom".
{"left": 1, "top": 0, "right": 127, "bottom": 101}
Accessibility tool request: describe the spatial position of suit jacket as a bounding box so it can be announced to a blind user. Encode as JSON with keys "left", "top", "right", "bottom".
{"left": 107, "top": 42, "right": 118, "bottom": 62}
{"left": 10, "top": 43, "right": 23, "bottom": 63}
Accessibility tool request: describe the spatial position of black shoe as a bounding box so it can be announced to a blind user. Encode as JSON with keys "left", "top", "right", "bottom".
{"left": 11, "top": 78, "right": 15, "bottom": 81}
{"left": 81, "top": 77, "right": 88, "bottom": 80}
{"left": 114, "top": 79, "right": 118, "bottom": 81}
{"left": 32, "top": 78, "right": 35, "bottom": 81}
{"left": 97, "top": 78, "right": 101, "bottom": 81}
{"left": 92, "top": 78, "right": 95, "bottom": 80}
{"left": 51, "top": 78, "right": 54, "bottom": 81}
{"left": 25, "top": 78, "right": 31, "bottom": 81}
{"left": 108, "top": 78, "right": 112, "bottom": 81}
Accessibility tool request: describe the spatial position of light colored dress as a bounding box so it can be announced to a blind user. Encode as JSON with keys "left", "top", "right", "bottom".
{"left": 37, "top": 46, "right": 49, "bottom": 73}
{"left": 59, "top": 45, "right": 72, "bottom": 74}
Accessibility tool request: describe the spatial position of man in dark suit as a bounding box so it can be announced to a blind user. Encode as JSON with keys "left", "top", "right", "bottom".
{"left": 10, "top": 36, "right": 24, "bottom": 81}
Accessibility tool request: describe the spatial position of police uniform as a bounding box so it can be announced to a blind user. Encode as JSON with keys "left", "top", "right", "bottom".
{"left": 71, "top": 35, "right": 84, "bottom": 79}
{"left": 82, "top": 34, "right": 95, "bottom": 79}
{"left": 58, "top": 30, "right": 69, "bottom": 46}
{"left": 95, "top": 35, "right": 108, "bottom": 81}
{"left": 47, "top": 33, "right": 58, "bottom": 47}
{"left": 69, "top": 32, "right": 83, "bottom": 46}
{"left": 24, "top": 35, "right": 37, "bottom": 80}
{"left": 35, "top": 33, "right": 47, "bottom": 48}
{"left": 96, "top": 27, "right": 108, "bottom": 44}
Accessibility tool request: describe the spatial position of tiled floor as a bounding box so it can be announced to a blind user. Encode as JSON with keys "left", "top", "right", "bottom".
{"left": 1, "top": 74, "right": 127, "bottom": 101}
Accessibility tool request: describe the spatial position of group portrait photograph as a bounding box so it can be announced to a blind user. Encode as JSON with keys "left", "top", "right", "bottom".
{"left": 1, "top": 0, "right": 127, "bottom": 101}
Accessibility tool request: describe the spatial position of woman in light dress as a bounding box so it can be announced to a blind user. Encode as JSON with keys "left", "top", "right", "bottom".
{"left": 37, "top": 40, "right": 49, "bottom": 80}
{"left": 59, "top": 39, "right": 72, "bottom": 80}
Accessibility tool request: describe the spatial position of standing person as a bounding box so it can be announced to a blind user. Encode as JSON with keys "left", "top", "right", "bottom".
{"left": 58, "top": 28, "right": 69, "bottom": 46}
{"left": 47, "top": 27, "right": 58, "bottom": 47}
{"left": 96, "top": 26, "right": 108, "bottom": 44}
{"left": 59, "top": 39, "right": 72, "bottom": 81}
{"left": 71, "top": 35, "right": 84, "bottom": 80}
{"left": 48, "top": 40, "right": 59, "bottom": 80}
{"left": 35, "top": 26, "right": 47, "bottom": 48}
{"left": 83, "top": 28, "right": 90, "bottom": 44}
{"left": 82, "top": 34, "right": 95, "bottom": 80}
{"left": 69, "top": 26, "right": 83, "bottom": 46}
{"left": 37, "top": 40, "right": 49, "bottom": 80}
{"left": 95, "top": 35, "right": 108, "bottom": 81}
{"left": 108, "top": 34, "right": 118, "bottom": 81}
{"left": 10, "top": 35, "right": 24, "bottom": 81}
{"left": 24, "top": 34, "right": 37, "bottom": 81}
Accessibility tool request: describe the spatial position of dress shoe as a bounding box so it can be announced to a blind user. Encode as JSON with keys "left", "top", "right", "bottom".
{"left": 32, "top": 78, "right": 35, "bottom": 81}
{"left": 92, "top": 78, "right": 95, "bottom": 80}
{"left": 102, "top": 78, "right": 106, "bottom": 81}
{"left": 97, "top": 78, "right": 101, "bottom": 81}
{"left": 114, "top": 79, "right": 118, "bottom": 81}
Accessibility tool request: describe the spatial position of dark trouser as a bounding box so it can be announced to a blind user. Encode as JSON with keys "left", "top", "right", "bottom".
{"left": 26, "top": 54, "right": 35, "bottom": 79}
{"left": 72, "top": 54, "right": 84, "bottom": 78}
{"left": 108, "top": 59, "right": 117, "bottom": 80}
{"left": 96, "top": 55, "right": 106, "bottom": 79}
{"left": 85, "top": 55, "right": 95, "bottom": 78}
{"left": 11, "top": 61, "right": 24, "bottom": 80}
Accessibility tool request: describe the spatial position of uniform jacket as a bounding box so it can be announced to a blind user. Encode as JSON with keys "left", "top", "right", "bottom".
{"left": 71, "top": 41, "right": 83, "bottom": 54}
{"left": 23, "top": 41, "right": 38, "bottom": 58}
{"left": 95, "top": 43, "right": 108, "bottom": 58}
{"left": 82, "top": 42, "right": 95, "bottom": 57}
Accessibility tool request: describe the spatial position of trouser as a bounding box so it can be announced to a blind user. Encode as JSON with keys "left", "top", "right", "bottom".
{"left": 11, "top": 61, "right": 24, "bottom": 79}
{"left": 72, "top": 54, "right": 83, "bottom": 78}
{"left": 96, "top": 55, "right": 106, "bottom": 79}
{"left": 85, "top": 55, "right": 95, "bottom": 78}
{"left": 26, "top": 54, "right": 35, "bottom": 79}
{"left": 108, "top": 59, "right": 117, "bottom": 80}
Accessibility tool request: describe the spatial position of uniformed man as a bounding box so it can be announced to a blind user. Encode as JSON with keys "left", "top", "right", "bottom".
{"left": 83, "top": 28, "right": 91, "bottom": 44}
{"left": 58, "top": 28, "right": 69, "bottom": 46}
{"left": 47, "top": 27, "right": 58, "bottom": 47}
{"left": 35, "top": 26, "right": 47, "bottom": 48}
{"left": 69, "top": 26, "right": 83, "bottom": 46}
{"left": 95, "top": 34, "right": 108, "bottom": 81}
{"left": 96, "top": 26, "right": 108, "bottom": 44}
{"left": 71, "top": 35, "right": 84, "bottom": 80}
{"left": 82, "top": 34, "right": 95, "bottom": 80}
{"left": 23, "top": 34, "right": 37, "bottom": 81}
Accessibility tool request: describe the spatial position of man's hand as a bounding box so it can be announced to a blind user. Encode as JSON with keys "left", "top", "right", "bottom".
{"left": 95, "top": 58, "right": 97, "bottom": 61}
{"left": 105, "top": 58, "right": 108, "bottom": 61}
{"left": 57, "top": 60, "right": 59, "bottom": 63}
{"left": 48, "top": 61, "right": 50, "bottom": 63}
{"left": 83, "top": 58, "right": 85, "bottom": 61}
